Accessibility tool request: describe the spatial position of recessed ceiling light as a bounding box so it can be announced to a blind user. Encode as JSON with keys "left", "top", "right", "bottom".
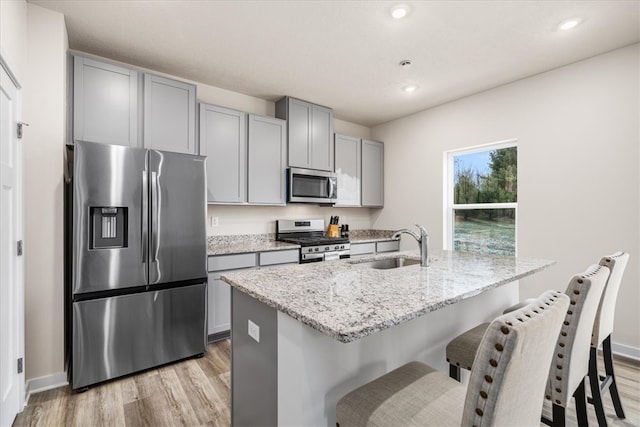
{"left": 558, "top": 18, "right": 582, "bottom": 31}
{"left": 391, "top": 4, "right": 410, "bottom": 19}
{"left": 403, "top": 85, "right": 418, "bottom": 93}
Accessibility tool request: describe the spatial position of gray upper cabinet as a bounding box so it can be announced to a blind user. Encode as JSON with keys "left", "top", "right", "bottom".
{"left": 200, "top": 103, "right": 247, "bottom": 203}
{"left": 284, "top": 98, "right": 310, "bottom": 168}
{"left": 247, "top": 114, "right": 287, "bottom": 205}
{"left": 334, "top": 133, "right": 361, "bottom": 207}
{"left": 310, "top": 105, "right": 333, "bottom": 171}
{"left": 73, "top": 56, "right": 138, "bottom": 146}
{"left": 361, "top": 139, "right": 384, "bottom": 207}
{"left": 275, "top": 97, "right": 334, "bottom": 172}
{"left": 143, "top": 74, "right": 196, "bottom": 154}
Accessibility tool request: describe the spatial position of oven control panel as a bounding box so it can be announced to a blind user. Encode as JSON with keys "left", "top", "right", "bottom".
{"left": 302, "top": 244, "right": 350, "bottom": 254}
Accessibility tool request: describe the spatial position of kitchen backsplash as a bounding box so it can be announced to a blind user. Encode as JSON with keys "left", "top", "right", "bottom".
{"left": 206, "top": 204, "right": 373, "bottom": 235}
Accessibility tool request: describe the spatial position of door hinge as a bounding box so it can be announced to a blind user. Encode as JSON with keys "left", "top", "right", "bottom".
{"left": 17, "top": 358, "right": 23, "bottom": 374}
{"left": 17, "top": 240, "right": 23, "bottom": 256}
{"left": 17, "top": 122, "right": 29, "bottom": 139}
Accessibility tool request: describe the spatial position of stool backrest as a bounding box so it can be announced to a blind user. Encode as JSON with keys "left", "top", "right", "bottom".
{"left": 462, "top": 290, "right": 569, "bottom": 427}
{"left": 592, "top": 252, "right": 629, "bottom": 346}
{"left": 546, "top": 264, "right": 610, "bottom": 408}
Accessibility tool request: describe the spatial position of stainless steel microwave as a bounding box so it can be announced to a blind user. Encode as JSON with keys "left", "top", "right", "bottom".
{"left": 288, "top": 168, "right": 337, "bottom": 204}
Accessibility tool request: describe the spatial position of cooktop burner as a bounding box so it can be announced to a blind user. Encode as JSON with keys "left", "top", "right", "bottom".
{"left": 276, "top": 219, "right": 350, "bottom": 247}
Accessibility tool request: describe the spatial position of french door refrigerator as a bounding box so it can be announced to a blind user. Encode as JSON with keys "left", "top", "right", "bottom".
{"left": 65, "top": 141, "right": 207, "bottom": 389}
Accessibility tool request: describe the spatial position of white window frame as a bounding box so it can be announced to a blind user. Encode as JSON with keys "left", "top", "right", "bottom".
{"left": 443, "top": 139, "right": 518, "bottom": 254}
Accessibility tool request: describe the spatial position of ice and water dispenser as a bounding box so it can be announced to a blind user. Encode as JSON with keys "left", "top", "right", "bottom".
{"left": 89, "top": 207, "right": 128, "bottom": 249}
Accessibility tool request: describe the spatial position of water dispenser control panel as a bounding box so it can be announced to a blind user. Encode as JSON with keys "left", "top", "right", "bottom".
{"left": 90, "top": 207, "right": 128, "bottom": 249}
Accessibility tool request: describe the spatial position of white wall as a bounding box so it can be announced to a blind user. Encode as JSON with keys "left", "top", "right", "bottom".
{"left": 372, "top": 45, "right": 640, "bottom": 352}
{"left": 0, "top": 0, "right": 28, "bottom": 81}
{"left": 23, "top": 4, "right": 68, "bottom": 381}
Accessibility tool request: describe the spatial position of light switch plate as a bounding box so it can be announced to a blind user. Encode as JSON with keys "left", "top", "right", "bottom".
{"left": 248, "top": 319, "right": 260, "bottom": 343}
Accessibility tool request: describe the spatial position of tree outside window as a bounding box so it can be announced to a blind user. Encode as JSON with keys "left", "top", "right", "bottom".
{"left": 445, "top": 141, "right": 517, "bottom": 256}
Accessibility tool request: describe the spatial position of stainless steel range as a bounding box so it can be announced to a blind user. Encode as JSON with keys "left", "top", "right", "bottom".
{"left": 276, "top": 219, "right": 350, "bottom": 263}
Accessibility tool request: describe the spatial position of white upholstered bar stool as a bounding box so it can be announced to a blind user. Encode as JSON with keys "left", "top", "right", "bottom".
{"left": 588, "top": 252, "right": 629, "bottom": 426}
{"left": 336, "top": 290, "right": 569, "bottom": 427}
{"left": 445, "top": 264, "right": 610, "bottom": 427}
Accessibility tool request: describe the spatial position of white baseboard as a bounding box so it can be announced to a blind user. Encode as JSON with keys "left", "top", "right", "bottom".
{"left": 25, "top": 372, "right": 68, "bottom": 404}
{"left": 612, "top": 342, "right": 640, "bottom": 362}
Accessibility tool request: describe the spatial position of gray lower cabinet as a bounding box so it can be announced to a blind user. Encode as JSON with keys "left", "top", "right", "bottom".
{"left": 275, "top": 96, "right": 334, "bottom": 172}
{"left": 247, "top": 114, "right": 287, "bottom": 205}
{"left": 207, "top": 253, "right": 256, "bottom": 338}
{"left": 207, "top": 271, "right": 237, "bottom": 336}
{"left": 200, "top": 104, "right": 247, "bottom": 203}
{"left": 350, "top": 240, "right": 399, "bottom": 256}
{"left": 361, "top": 139, "right": 384, "bottom": 207}
{"left": 143, "top": 74, "right": 196, "bottom": 154}
{"left": 350, "top": 242, "right": 376, "bottom": 256}
{"left": 334, "top": 133, "right": 361, "bottom": 206}
{"left": 207, "top": 249, "right": 298, "bottom": 338}
{"left": 376, "top": 240, "right": 400, "bottom": 253}
{"left": 73, "top": 56, "right": 138, "bottom": 146}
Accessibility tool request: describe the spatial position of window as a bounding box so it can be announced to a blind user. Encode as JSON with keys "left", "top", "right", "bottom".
{"left": 444, "top": 141, "right": 517, "bottom": 256}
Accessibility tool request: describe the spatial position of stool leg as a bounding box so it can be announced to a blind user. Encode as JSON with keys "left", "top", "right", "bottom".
{"left": 449, "top": 363, "right": 460, "bottom": 382}
{"left": 588, "top": 346, "right": 608, "bottom": 426}
{"left": 541, "top": 403, "right": 566, "bottom": 427}
{"left": 603, "top": 335, "right": 625, "bottom": 419}
{"left": 573, "top": 378, "right": 589, "bottom": 427}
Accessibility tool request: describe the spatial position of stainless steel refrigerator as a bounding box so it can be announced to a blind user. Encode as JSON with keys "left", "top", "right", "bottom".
{"left": 65, "top": 141, "right": 207, "bottom": 390}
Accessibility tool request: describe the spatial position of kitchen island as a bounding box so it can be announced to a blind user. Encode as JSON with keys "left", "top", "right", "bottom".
{"left": 221, "top": 250, "right": 554, "bottom": 426}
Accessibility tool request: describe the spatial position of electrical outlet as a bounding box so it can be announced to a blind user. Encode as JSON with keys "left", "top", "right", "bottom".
{"left": 210, "top": 216, "right": 219, "bottom": 227}
{"left": 248, "top": 319, "right": 260, "bottom": 343}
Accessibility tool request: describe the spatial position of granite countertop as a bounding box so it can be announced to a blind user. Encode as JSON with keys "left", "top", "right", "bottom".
{"left": 207, "top": 230, "right": 397, "bottom": 256}
{"left": 349, "top": 229, "right": 399, "bottom": 244}
{"left": 207, "top": 234, "right": 299, "bottom": 256}
{"left": 221, "top": 250, "right": 555, "bottom": 343}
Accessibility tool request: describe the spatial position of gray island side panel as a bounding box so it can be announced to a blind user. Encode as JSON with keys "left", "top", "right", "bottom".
{"left": 231, "top": 288, "right": 278, "bottom": 427}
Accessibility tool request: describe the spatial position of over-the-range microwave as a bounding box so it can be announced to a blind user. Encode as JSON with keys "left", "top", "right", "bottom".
{"left": 288, "top": 167, "right": 337, "bottom": 204}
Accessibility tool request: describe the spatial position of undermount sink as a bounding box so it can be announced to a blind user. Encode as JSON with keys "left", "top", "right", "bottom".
{"left": 352, "top": 257, "right": 421, "bottom": 270}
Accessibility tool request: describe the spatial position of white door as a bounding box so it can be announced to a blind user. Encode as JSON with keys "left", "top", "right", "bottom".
{"left": 0, "top": 60, "right": 24, "bottom": 427}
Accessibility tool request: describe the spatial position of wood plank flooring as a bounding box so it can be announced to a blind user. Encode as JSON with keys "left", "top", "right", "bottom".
{"left": 13, "top": 340, "right": 640, "bottom": 426}
{"left": 13, "top": 340, "right": 231, "bottom": 427}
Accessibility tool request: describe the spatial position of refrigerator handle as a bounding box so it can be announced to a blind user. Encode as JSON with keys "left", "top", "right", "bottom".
{"left": 141, "top": 171, "right": 148, "bottom": 263}
{"left": 150, "top": 171, "right": 159, "bottom": 263}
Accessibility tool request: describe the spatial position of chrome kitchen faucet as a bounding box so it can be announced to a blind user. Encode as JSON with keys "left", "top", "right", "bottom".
{"left": 392, "top": 224, "right": 429, "bottom": 267}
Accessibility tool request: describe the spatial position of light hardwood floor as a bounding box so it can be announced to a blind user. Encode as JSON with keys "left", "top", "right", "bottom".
{"left": 14, "top": 340, "right": 231, "bottom": 427}
{"left": 13, "top": 340, "right": 640, "bottom": 426}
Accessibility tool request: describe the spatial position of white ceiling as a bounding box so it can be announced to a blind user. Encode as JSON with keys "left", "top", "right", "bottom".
{"left": 30, "top": 0, "right": 640, "bottom": 127}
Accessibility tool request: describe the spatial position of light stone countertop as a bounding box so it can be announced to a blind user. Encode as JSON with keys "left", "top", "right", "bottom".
{"left": 207, "top": 230, "right": 397, "bottom": 256}
{"left": 221, "top": 250, "right": 555, "bottom": 343}
{"left": 349, "top": 229, "right": 399, "bottom": 244}
{"left": 207, "top": 234, "right": 299, "bottom": 256}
